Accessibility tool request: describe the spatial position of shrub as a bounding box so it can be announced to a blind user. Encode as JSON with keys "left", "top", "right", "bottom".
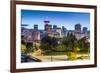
{"left": 21, "top": 44, "right": 26, "bottom": 54}
{"left": 33, "top": 49, "right": 44, "bottom": 56}
{"left": 67, "top": 52, "right": 77, "bottom": 60}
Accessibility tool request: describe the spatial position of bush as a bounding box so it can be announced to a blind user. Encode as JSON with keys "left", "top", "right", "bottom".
{"left": 21, "top": 44, "right": 26, "bottom": 54}
{"left": 33, "top": 49, "right": 44, "bottom": 56}
{"left": 67, "top": 52, "right": 77, "bottom": 60}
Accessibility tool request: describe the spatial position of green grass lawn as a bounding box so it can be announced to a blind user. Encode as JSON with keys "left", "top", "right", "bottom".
{"left": 45, "top": 51, "right": 90, "bottom": 60}
{"left": 45, "top": 51, "right": 89, "bottom": 55}
{"left": 44, "top": 51, "right": 89, "bottom": 56}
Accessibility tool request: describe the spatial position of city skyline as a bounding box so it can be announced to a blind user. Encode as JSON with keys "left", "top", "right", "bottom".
{"left": 21, "top": 9, "right": 90, "bottom": 30}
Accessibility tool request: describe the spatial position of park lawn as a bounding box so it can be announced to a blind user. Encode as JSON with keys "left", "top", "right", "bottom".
{"left": 44, "top": 51, "right": 89, "bottom": 56}
{"left": 45, "top": 51, "right": 90, "bottom": 60}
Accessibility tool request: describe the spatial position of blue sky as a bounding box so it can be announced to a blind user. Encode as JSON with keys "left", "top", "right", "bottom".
{"left": 21, "top": 9, "right": 90, "bottom": 30}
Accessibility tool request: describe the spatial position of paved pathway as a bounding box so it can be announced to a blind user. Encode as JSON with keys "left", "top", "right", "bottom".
{"left": 31, "top": 55, "right": 68, "bottom": 62}
{"left": 28, "top": 53, "right": 89, "bottom": 62}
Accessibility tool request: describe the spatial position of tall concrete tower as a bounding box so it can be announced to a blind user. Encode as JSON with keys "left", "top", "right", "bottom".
{"left": 44, "top": 20, "right": 50, "bottom": 31}
{"left": 75, "top": 23, "right": 81, "bottom": 33}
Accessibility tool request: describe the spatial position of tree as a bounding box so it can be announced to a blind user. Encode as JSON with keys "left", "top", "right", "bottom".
{"left": 51, "top": 37, "right": 58, "bottom": 47}
{"left": 40, "top": 36, "right": 58, "bottom": 52}
{"left": 78, "top": 37, "right": 90, "bottom": 52}
{"left": 62, "top": 32, "right": 78, "bottom": 52}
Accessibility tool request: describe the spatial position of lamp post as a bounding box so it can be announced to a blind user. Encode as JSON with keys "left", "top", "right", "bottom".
{"left": 51, "top": 55, "right": 53, "bottom": 62}
{"left": 49, "top": 50, "right": 53, "bottom": 62}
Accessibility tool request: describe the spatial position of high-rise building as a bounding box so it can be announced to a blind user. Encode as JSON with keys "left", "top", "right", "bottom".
{"left": 48, "top": 24, "right": 52, "bottom": 32}
{"left": 44, "top": 20, "right": 50, "bottom": 31}
{"left": 34, "top": 24, "right": 38, "bottom": 31}
{"left": 56, "top": 27, "right": 62, "bottom": 38}
{"left": 83, "top": 27, "right": 87, "bottom": 33}
{"left": 62, "top": 26, "right": 67, "bottom": 33}
{"left": 75, "top": 24, "right": 81, "bottom": 33}
{"left": 34, "top": 32, "right": 40, "bottom": 41}
{"left": 26, "top": 30, "right": 34, "bottom": 43}
{"left": 44, "top": 20, "right": 53, "bottom": 37}
{"left": 53, "top": 25, "right": 57, "bottom": 32}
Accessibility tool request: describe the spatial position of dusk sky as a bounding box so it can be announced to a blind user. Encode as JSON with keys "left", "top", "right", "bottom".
{"left": 21, "top": 9, "right": 90, "bottom": 30}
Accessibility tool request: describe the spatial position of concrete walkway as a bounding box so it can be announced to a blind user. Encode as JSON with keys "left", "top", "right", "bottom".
{"left": 28, "top": 52, "right": 90, "bottom": 62}
{"left": 32, "top": 55, "right": 68, "bottom": 62}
